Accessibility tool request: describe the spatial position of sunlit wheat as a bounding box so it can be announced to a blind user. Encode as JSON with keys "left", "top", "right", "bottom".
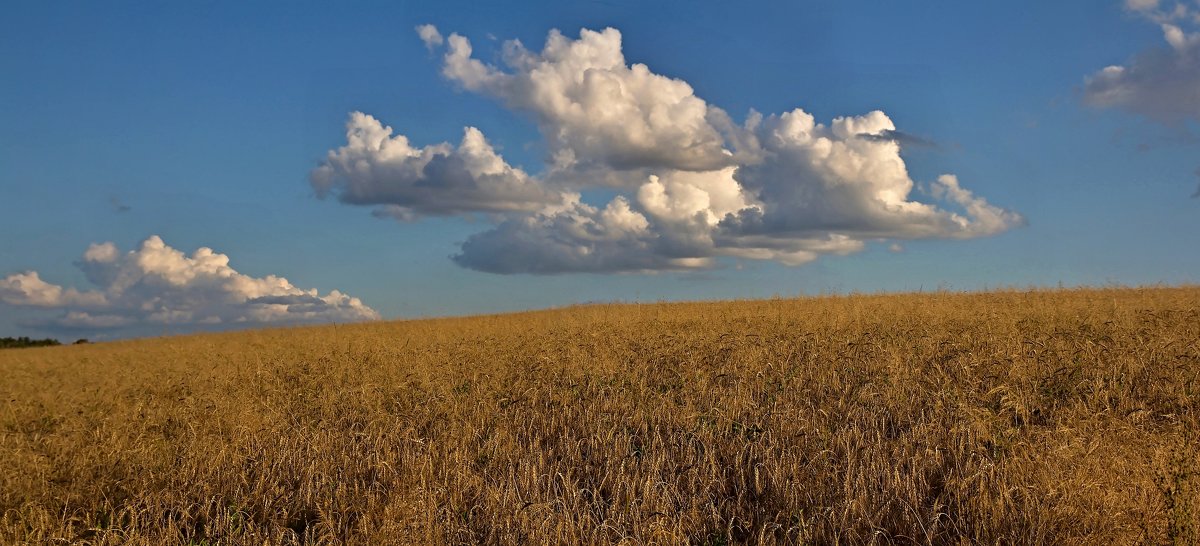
{"left": 1, "top": 287, "right": 1197, "bottom": 544}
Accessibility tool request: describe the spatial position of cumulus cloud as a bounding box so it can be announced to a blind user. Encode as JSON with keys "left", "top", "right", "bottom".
{"left": 439, "top": 26, "right": 735, "bottom": 172}
{"left": 311, "top": 112, "right": 569, "bottom": 220}
{"left": 314, "top": 25, "right": 1022, "bottom": 274}
{"left": 719, "top": 110, "right": 1022, "bottom": 241}
{"left": 1084, "top": 1, "right": 1200, "bottom": 123}
{"left": 0, "top": 271, "right": 107, "bottom": 308}
{"left": 1, "top": 236, "right": 379, "bottom": 333}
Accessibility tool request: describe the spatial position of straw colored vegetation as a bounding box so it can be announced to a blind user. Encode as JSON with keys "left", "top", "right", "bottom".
{"left": 1, "top": 287, "right": 1198, "bottom": 545}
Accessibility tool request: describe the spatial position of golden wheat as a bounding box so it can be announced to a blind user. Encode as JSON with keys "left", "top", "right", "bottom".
{"left": 1, "top": 287, "right": 1197, "bottom": 544}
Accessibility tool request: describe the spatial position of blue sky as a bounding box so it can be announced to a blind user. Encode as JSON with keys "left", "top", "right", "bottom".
{"left": 2, "top": 1, "right": 1198, "bottom": 339}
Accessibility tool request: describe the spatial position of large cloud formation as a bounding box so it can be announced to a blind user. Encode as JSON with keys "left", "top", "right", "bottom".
{"left": 1084, "top": 0, "right": 1200, "bottom": 123}
{"left": 313, "top": 25, "right": 1022, "bottom": 274}
{"left": 0, "top": 236, "right": 379, "bottom": 332}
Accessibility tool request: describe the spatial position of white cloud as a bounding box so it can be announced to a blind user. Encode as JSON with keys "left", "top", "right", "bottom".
{"left": 636, "top": 168, "right": 750, "bottom": 226}
{"left": 54, "top": 311, "right": 132, "bottom": 329}
{"left": 718, "top": 110, "right": 1021, "bottom": 242}
{"left": 1, "top": 236, "right": 379, "bottom": 332}
{"left": 928, "top": 175, "right": 1025, "bottom": 238}
{"left": 719, "top": 234, "right": 865, "bottom": 267}
{"left": 311, "top": 112, "right": 569, "bottom": 219}
{"left": 415, "top": 24, "right": 443, "bottom": 49}
{"left": 0, "top": 271, "right": 106, "bottom": 308}
{"left": 1123, "top": 0, "right": 1200, "bottom": 24}
{"left": 315, "top": 25, "right": 1022, "bottom": 274}
{"left": 450, "top": 126, "right": 1022, "bottom": 274}
{"left": 1084, "top": 2, "right": 1200, "bottom": 123}
{"left": 432, "top": 25, "right": 735, "bottom": 172}
{"left": 1126, "top": 0, "right": 1160, "bottom": 11}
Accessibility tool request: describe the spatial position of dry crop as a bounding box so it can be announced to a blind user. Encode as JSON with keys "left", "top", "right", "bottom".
{"left": 1, "top": 287, "right": 1198, "bottom": 544}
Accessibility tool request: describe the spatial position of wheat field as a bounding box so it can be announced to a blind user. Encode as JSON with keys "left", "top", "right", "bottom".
{"left": 1, "top": 287, "right": 1197, "bottom": 545}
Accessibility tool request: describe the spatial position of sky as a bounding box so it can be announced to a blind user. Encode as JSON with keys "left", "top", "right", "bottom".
{"left": 2, "top": 0, "right": 1199, "bottom": 340}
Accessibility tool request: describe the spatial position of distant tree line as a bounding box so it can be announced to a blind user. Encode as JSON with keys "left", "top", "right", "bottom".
{"left": 0, "top": 336, "right": 62, "bottom": 349}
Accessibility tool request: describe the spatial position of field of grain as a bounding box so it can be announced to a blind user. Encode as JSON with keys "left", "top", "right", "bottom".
{"left": 1, "top": 287, "right": 1198, "bottom": 544}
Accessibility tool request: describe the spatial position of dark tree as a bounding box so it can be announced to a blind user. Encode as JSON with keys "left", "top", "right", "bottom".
{"left": 0, "top": 336, "right": 62, "bottom": 349}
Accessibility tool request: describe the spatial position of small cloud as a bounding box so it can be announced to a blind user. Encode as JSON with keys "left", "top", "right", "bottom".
{"left": 889, "top": 243, "right": 905, "bottom": 253}
{"left": 1125, "top": 0, "right": 1159, "bottom": 11}
{"left": 371, "top": 205, "right": 418, "bottom": 222}
{"left": 856, "top": 129, "right": 939, "bottom": 149}
{"left": 416, "top": 24, "right": 443, "bottom": 49}
{"left": 52, "top": 311, "right": 132, "bottom": 330}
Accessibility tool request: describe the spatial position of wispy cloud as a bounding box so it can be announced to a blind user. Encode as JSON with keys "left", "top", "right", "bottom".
{"left": 856, "top": 129, "right": 939, "bottom": 149}
{"left": 1084, "top": 0, "right": 1200, "bottom": 124}
{"left": 1084, "top": 1, "right": 1200, "bottom": 197}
